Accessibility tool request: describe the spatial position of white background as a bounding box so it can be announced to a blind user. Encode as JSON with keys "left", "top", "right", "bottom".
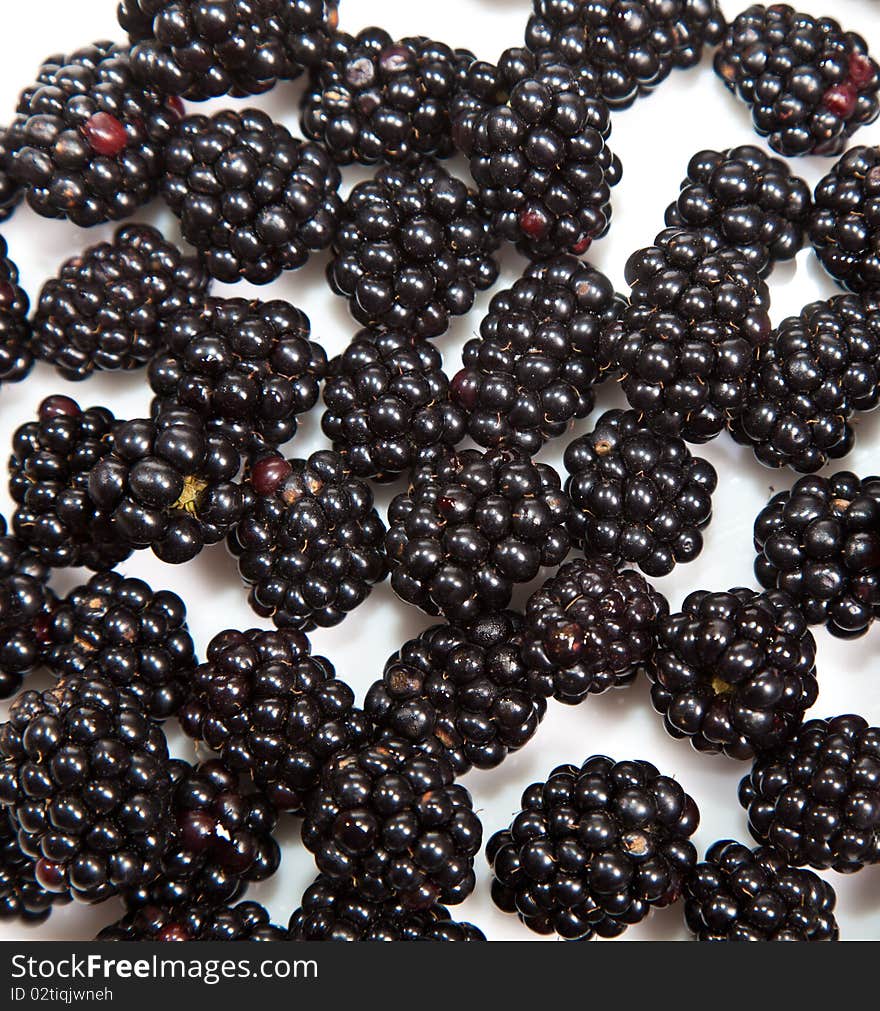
{"left": 1, "top": 0, "right": 879, "bottom": 941}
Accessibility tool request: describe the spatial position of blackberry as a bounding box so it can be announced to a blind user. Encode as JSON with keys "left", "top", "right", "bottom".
{"left": 714, "top": 4, "right": 880, "bottom": 157}
{"left": 730, "top": 294, "right": 880, "bottom": 473}
{"left": 86, "top": 408, "right": 244, "bottom": 565}
{"left": 302, "top": 28, "right": 476, "bottom": 165}
{"left": 451, "top": 45, "right": 597, "bottom": 129}
{"left": 179, "top": 627, "right": 372, "bottom": 814}
{"left": 386, "top": 447, "right": 571, "bottom": 622}
{"left": 607, "top": 230, "right": 772, "bottom": 442}
{"left": 456, "top": 60, "right": 621, "bottom": 258}
{"left": 125, "top": 759, "right": 279, "bottom": 910}
{"left": 321, "top": 328, "right": 465, "bottom": 481}
{"left": 119, "top": 0, "right": 336, "bottom": 99}
{"left": 0, "top": 516, "right": 53, "bottom": 701}
{"left": 450, "top": 256, "right": 624, "bottom": 453}
{"left": 98, "top": 899, "right": 286, "bottom": 940}
{"left": 9, "top": 395, "right": 132, "bottom": 572}
{"left": 148, "top": 297, "right": 326, "bottom": 457}
{"left": 739, "top": 714, "right": 880, "bottom": 872}
{"left": 647, "top": 588, "right": 818, "bottom": 760}
{"left": 7, "top": 41, "right": 182, "bottom": 226}
{"left": 684, "top": 839, "right": 838, "bottom": 941}
{"left": 31, "top": 224, "right": 210, "bottom": 382}
{"left": 522, "top": 556, "right": 668, "bottom": 706}
{"left": 328, "top": 158, "right": 498, "bottom": 339}
{"left": 0, "top": 236, "right": 32, "bottom": 389}
{"left": 44, "top": 572, "right": 196, "bottom": 721}
{"left": 0, "top": 675, "right": 173, "bottom": 904}
{"left": 664, "top": 146, "right": 811, "bottom": 277}
{"left": 753, "top": 471, "right": 880, "bottom": 638}
{"left": 228, "top": 453, "right": 388, "bottom": 631}
{"left": 809, "top": 146, "right": 880, "bottom": 293}
{"left": 290, "top": 874, "right": 486, "bottom": 940}
{"left": 564, "top": 409, "right": 716, "bottom": 576}
{"left": 0, "top": 129, "right": 22, "bottom": 223}
{"left": 525, "top": 0, "right": 726, "bottom": 109}
{"left": 365, "top": 611, "right": 545, "bottom": 775}
{"left": 488, "top": 755, "right": 699, "bottom": 939}
{"left": 1, "top": 808, "right": 69, "bottom": 924}
{"left": 302, "top": 736, "right": 482, "bottom": 908}
{"left": 162, "top": 107, "right": 341, "bottom": 284}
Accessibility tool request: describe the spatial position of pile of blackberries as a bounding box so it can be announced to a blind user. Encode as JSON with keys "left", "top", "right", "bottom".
{"left": 0, "top": 0, "right": 879, "bottom": 949}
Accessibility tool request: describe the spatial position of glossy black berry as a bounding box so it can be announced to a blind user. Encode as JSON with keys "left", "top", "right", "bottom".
{"left": 648, "top": 588, "right": 818, "bottom": 760}
{"left": 451, "top": 256, "right": 624, "bottom": 453}
{"left": 302, "top": 736, "right": 482, "bottom": 909}
{"left": 0, "top": 808, "right": 69, "bottom": 924}
{"left": 98, "top": 899, "right": 286, "bottom": 940}
{"left": 809, "top": 146, "right": 880, "bottom": 292}
{"left": 179, "top": 627, "right": 372, "bottom": 814}
{"left": 739, "top": 714, "right": 880, "bottom": 872}
{"left": 564, "top": 409, "right": 716, "bottom": 576}
{"left": 32, "top": 224, "right": 210, "bottom": 381}
{"left": 451, "top": 45, "right": 599, "bottom": 130}
{"left": 124, "top": 759, "right": 280, "bottom": 911}
{"left": 119, "top": 0, "right": 337, "bottom": 99}
{"left": 664, "top": 146, "right": 811, "bottom": 277}
{"left": 163, "top": 107, "right": 342, "bottom": 284}
{"left": 290, "top": 874, "right": 486, "bottom": 940}
{"left": 457, "top": 60, "right": 621, "bottom": 258}
{"left": 44, "top": 572, "right": 196, "bottom": 721}
{"left": 488, "top": 755, "right": 699, "bottom": 939}
{"left": 714, "top": 4, "right": 880, "bottom": 157}
{"left": 522, "top": 556, "right": 668, "bottom": 705}
{"left": 228, "top": 452, "right": 388, "bottom": 631}
{"left": 7, "top": 41, "right": 182, "bottom": 226}
{"left": 9, "top": 396, "right": 132, "bottom": 572}
{"left": 753, "top": 472, "right": 880, "bottom": 638}
{"left": 730, "top": 294, "right": 880, "bottom": 473}
{"left": 606, "top": 230, "right": 772, "bottom": 441}
{"left": 526, "top": 0, "right": 726, "bottom": 109}
{"left": 86, "top": 408, "right": 244, "bottom": 565}
{"left": 322, "top": 328, "right": 465, "bottom": 481}
{"left": 302, "top": 28, "right": 475, "bottom": 164}
{"left": 0, "top": 675, "right": 173, "bottom": 904}
{"left": 0, "top": 515, "right": 54, "bottom": 700}
{"left": 365, "top": 611, "right": 545, "bottom": 775}
{"left": 0, "top": 237, "right": 31, "bottom": 388}
{"left": 328, "top": 158, "right": 498, "bottom": 339}
{"left": 0, "top": 129, "right": 22, "bottom": 223}
{"left": 148, "top": 297, "right": 326, "bottom": 457}
{"left": 684, "top": 840, "right": 838, "bottom": 940}
{"left": 386, "top": 447, "right": 571, "bottom": 622}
